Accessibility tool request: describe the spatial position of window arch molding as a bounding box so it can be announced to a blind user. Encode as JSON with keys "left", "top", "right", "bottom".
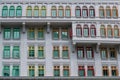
{"left": 65, "top": 6, "right": 71, "bottom": 18}
{"left": 33, "top": 6, "right": 39, "bottom": 17}
{"left": 89, "top": 6, "right": 95, "bottom": 18}
{"left": 16, "top": 6, "right": 22, "bottom": 17}
{"left": 112, "top": 6, "right": 118, "bottom": 18}
{"left": 9, "top": 6, "right": 15, "bottom": 17}
{"left": 58, "top": 6, "right": 64, "bottom": 17}
{"left": 75, "top": 6, "right": 81, "bottom": 17}
{"left": 41, "top": 6, "right": 46, "bottom": 17}
{"left": 2, "top": 6, "right": 8, "bottom": 17}
{"left": 51, "top": 6, "right": 57, "bottom": 17}
{"left": 82, "top": 6, "right": 88, "bottom": 18}
{"left": 106, "top": 6, "right": 111, "bottom": 18}
{"left": 26, "top": 6, "right": 32, "bottom": 17}
{"left": 99, "top": 6, "right": 105, "bottom": 18}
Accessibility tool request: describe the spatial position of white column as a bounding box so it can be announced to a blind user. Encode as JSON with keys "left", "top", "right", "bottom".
{"left": 96, "top": 22, "right": 100, "bottom": 37}
{"left": 72, "top": 22, "right": 76, "bottom": 37}
{"left": 20, "top": 22, "right": 28, "bottom": 76}
{"left": 45, "top": 22, "right": 53, "bottom": 76}
{"left": 94, "top": 43, "right": 102, "bottom": 76}
{"left": 71, "top": 4, "right": 75, "bottom": 17}
{"left": 95, "top": 3, "right": 99, "bottom": 18}
{"left": 47, "top": 4, "right": 51, "bottom": 17}
{"left": 22, "top": 4, "right": 26, "bottom": 17}
{"left": 117, "top": 45, "right": 120, "bottom": 76}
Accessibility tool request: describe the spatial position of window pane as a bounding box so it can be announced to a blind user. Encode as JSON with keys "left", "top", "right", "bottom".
{"left": 100, "top": 28, "right": 105, "bottom": 37}
{"left": 4, "top": 28, "right": 11, "bottom": 39}
{"left": 79, "top": 70, "right": 85, "bottom": 76}
{"left": 41, "top": 10, "right": 46, "bottom": 17}
{"left": 65, "top": 10, "right": 70, "bottom": 17}
{"left": 38, "top": 30, "right": 44, "bottom": 39}
{"left": 114, "top": 29, "right": 118, "bottom": 37}
{"left": 3, "top": 46, "right": 10, "bottom": 59}
{"left": 62, "top": 50, "right": 68, "bottom": 58}
{"left": 106, "top": 10, "right": 110, "bottom": 17}
{"left": 12, "top": 66, "right": 19, "bottom": 76}
{"left": 12, "top": 46, "right": 20, "bottom": 59}
{"left": 77, "top": 49, "right": 83, "bottom": 58}
{"left": 52, "top": 10, "right": 56, "bottom": 17}
{"left": 3, "top": 66, "right": 10, "bottom": 77}
{"left": 113, "top": 9, "right": 117, "bottom": 17}
{"left": 9, "top": 9, "right": 15, "bottom": 17}
{"left": 100, "top": 10, "right": 104, "bottom": 17}
{"left": 91, "top": 28, "right": 95, "bottom": 37}
{"left": 54, "top": 70, "right": 60, "bottom": 76}
{"left": 29, "top": 69, "right": 35, "bottom": 77}
{"left": 27, "top": 10, "right": 32, "bottom": 16}
{"left": 76, "top": 28, "right": 81, "bottom": 37}
{"left": 63, "top": 70, "right": 69, "bottom": 76}
{"left": 38, "top": 69, "right": 44, "bottom": 76}
{"left": 34, "top": 10, "right": 39, "bottom": 17}
{"left": 62, "top": 29, "right": 68, "bottom": 39}
{"left": 53, "top": 30, "right": 59, "bottom": 39}
{"left": 28, "top": 29, "right": 35, "bottom": 39}
{"left": 53, "top": 50, "right": 59, "bottom": 58}
{"left": 13, "top": 28, "right": 20, "bottom": 39}
{"left": 101, "top": 50, "right": 107, "bottom": 59}
{"left": 76, "top": 10, "right": 80, "bottom": 17}
{"left": 87, "top": 50, "right": 92, "bottom": 58}
{"left": 90, "top": 9, "right": 94, "bottom": 17}
{"left": 107, "top": 29, "right": 112, "bottom": 37}
{"left": 58, "top": 10, "right": 63, "bottom": 17}
{"left": 87, "top": 70, "right": 93, "bottom": 76}
{"left": 83, "top": 10, "right": 87, "bottom": 17}
{"left": 84, "top": 28, "right": 88, "bottom": 37}
{"left": 2, "top": 9, "right": 8, "bottom": 17}
{"left": 38, "top": 50, "right": 44, "bottom": 58}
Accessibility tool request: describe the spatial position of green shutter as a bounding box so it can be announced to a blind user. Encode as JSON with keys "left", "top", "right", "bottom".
{"left": 38, "top": 69, "right": 44, "bottom": 76}
{"left": 4, "top": 28, "right": 11, "bottom": 40}
{"left": 13, "top": 28, "right": 20, "bottom": 39}
{"left": 63, "top": 70, "right": 69, "bottom": 77}
{"left": 29, "top": 69, "right": 35, "bottom": 77}
{"left": 12, "top": 66, "right": 19, "bottom": 76}
{"left": 16, "top": 6, "right": 22, "bottom": 17}
{"left": 54, "top": 70, "right": 60, "bottom": 76}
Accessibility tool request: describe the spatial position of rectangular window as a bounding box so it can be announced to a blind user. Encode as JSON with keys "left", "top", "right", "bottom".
{"left": 61, "top": 28, "right": 68, "bottom": 39}
{"left": 38, "top": 28, "right": 44, "bottom": 39}
{"left": 87, "top": 66, "right": 94, "bottom": 76}
{"left": 63, "top": 66, "right": 69, "bottom": 77}
{"left": 52, "top": 10, "right": 57, "bottom": 17}
{"left": 28, "top": 46, "right": 35, "bottom": 58}
{"left": 41, "top": 10, "right": 46, "bottom": 17}
{"left": 38, "top": 46, "right": 44, "bottom": 58}
{"left": 83, "top": 28, "right": 89, "bottom": 37}
{"left": 86, "top": 47, "right": 93, "bottom": 59}
{"left": 111, "top": 66, "right": 118, "bottom": 76}
{"left": 100, "top": 28, "right": 105, "bottom": 37}
{"left": 53, "top": 46, "right": 59, "bottom": 59}
{"left": 76, "top": 28, "right": 82, "bottom": 37}
{"left": 62, "top": 46, "right": 69, "bottom": 59}
{"left": 29, "top": 65, "right": 35, "bottom": 77}
{"left": 109, "top": 48, "right": 116, "bottom": 59}
{"left": 78, "top": 66, "right": 85, "bottom": 76}
{"left": 3, "top": 46, "right": 10, "bottom": 59}
{"left": 77, "top": 47, "right": 84, "bottom": 59}
{"left": 65, "top": 10, "right": 70, "bottom": 17}
{"left": 100, "top": 10, "right": 104, "bottom": 17}
{"left": 13, "top": 28, "right": 20, "bottom": 40}
{"left": 12, "top": 66, "right": 19, "bottom": 77}
{"left": 54, "top": 66, "right": 60, "bottom": 76}
{"left": 53, "top": 28, "right": 59, "bottom": 40}
{"left": 100, "top": 48, "right": 107, "bottom": 59}
{"left": 90, "top": 28, "right": 96, "bottom": 37}
{"left": 103, "top": 66, "right": 109, "bottom": 76}
{"left": 107, "top": 29, "right": 112, "bottom": 37}
{"left": 76, "top": 10, "right": 81, "bottom": 17}
{"left": 28, "top": 28, "right": 35, "bottom": 40}
{"left": 114, "top": 29, "right": 119, "bottom": 38}
{"left": 90, "top": 10, "right": 94, "bottom": 17}
{"left": 82, "top": 10, "right": 87, "bottom": 17}
{"left": 4, "top": 28, "right": 11, "bottom": 40}
{"left": 12, "top": 46, "right": 20, "bottom": 59}
{"left": 3, "top": 65, "right": 10, "bottom": 77}
{"left": 38, "top": 65, "right": 44, "bottom": 77}
{"left": 58, "top": 10, "right": 63, "bottom": 17}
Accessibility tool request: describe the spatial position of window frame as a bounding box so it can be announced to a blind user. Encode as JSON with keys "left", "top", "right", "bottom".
{"left": 53, "top": 46, "right": 59, "bottom": 59}
{"left": 2, "top": 6, "right": 8, "bottom": 17}
{"left": 78, "top": 66, "right": 85, "bottom": 76}
{"left": 87, "top": 66, "right": 94, "bottom": 76}
{"left": 65, "top": 6, "right": 71, "bottom": 18}
{"left": 63, "top": 66, "right": 69, "bottom": 77}
{"left": 106, "top": 6, "right": 111, "bottom": 18}
{"left": 83, "top": 25, "right": 89, "bottom": 37}
{"left": 62, "top": 46, "right": 69, "bottom": 59}
{"left": 82, "top": 6, "right": 88, "bottom": 18}
{"left": 90, "top": 25, "right": 96, "bottom": 37}
{"left": 51, "top": 6, "right": 57, "bottom": 18}
{"left": 99, "top": 6, "right": 105, "bottom": 18}
{"left": 28, "top": 65, "right": 35, "bottom": 77}
{"left": 38, "top": 46, "right": 44, "bottom": 59}
{"left": 112, "top": 6, "right": 118, "bottom": 18}
{"left": 9, "top": 6, "right": 15, "bottom": 17}
{"left": 33, "top": 6, "right": 39, "bottom": 17}
{"left": 102, "top": 66, "right": 109, "bottom": 76}
{"left": 16, "top": 6, "right": 22, "bottom": 17}
{"left": 38, "top": 65, "right": 44, "bottom": 77}
{"left": 54, "top": 66, "right": 60, "bottom": 76}
{"left": 26, "top": 6, "right": 32, "bottom": 17}
{"left": 58, "top": 6, "right": 64, "bottom": 18}
{"left": 114, "top": 25, "right": 119, "bottom": 38}
{"left": 76, "top": 24, "right": 82, "bottom": 37}
{"left": 75, "top": 6, "right": 81, "bottom": 18}
{"left": 28, "top": 46, "right": 35, "bottom": 58}
{"left": 100, "top": 25, "right": 106, "bottom": 37}
{"left": 89, "top": 6, "right": 95, "bottom": 18}
{"left": 41, "top": 6, "right": 46, "bottom": 17}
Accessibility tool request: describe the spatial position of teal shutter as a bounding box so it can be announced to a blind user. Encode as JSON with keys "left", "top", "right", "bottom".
{"left": 4, "top": 28, "right": 11, "bottom": 40}
{"left": 9, "top": 6, "right": 15, "bottom": 17}
{"left": 13, "top": 28, "right": 20, "bottom": 39}
{"left": 3, "top": 46, "right": 10, "bottom": 59}
{"left": 12, "top": 66, "right": 19, "bottom": 76}
{"left": 2, "top": 6, "right": 8, "bottom": 17}
{"left": 29, "top": 69, "right": 34, "bottom": 77}
{"left": 12, "top": 46, "right": 20, "bottom": 59}
{"left": 16, "top": 6, "right": 22, "bottom": 17}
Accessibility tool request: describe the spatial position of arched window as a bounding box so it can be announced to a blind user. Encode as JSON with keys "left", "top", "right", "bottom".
{"left": 65, "top": 6, "right": 71, "bottom": 17}
{"left": 2, "top": 6, "right": 8, "bottom": 17}
{"left": 58, "top": 6, "right": 64, "bottom": 17}
{"left": 16, "top": 6, "right": 22, "bottom": 17}
{"left": 114, "top": 25, "right": 119, "bottom": 38}
{"left": 106, "top": 6, "right": 111, "bottom": 18}
{"left": 99, "top": 6, "right": 104, "bottom": 18}
{"left": 100, "top": 25, "right": 106, "bottom": 37}
{"left": 90, "top": 25, "right": 96, "bottom": 37}
{"left": 26, "top": 6, "right": 32, "bottom": 17}
{"left": 41, "top": 6, "right": 46, "bottom": 17}
{"left": 83, "top": 25, "right": 89, "bottom": 37}
{"left": 51, "top": 6, "right": 57, "bottom": 17}
{"left": 107, "top": 25, "right": 112, "bottom": 37}
{"left": 89, "top": 6, "right": 95, "bottom": 18}
{"left": 34, "top": 6, "right": 39, "bottom": 17}
{"left": 76, "top": 24, "right": 82, "bottom": 37}
{"left": 112, "top": 6, "right": 118, "bottom": 18}
{"left": 82, "top": 6, "right": 88, "bottom": 18}
{"left": 75, "top": 6, "right": 81, "bottom": 17}
{"left": 9, "top": 6, "right": 15, "bottom": 17}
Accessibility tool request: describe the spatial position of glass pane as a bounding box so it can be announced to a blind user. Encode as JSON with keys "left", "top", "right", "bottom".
{"left": 113, "top": 10, "right": 117, "bottom": 17}
{"left": 84, "top": 28, "right": 88, "bottom": 37}
{"left": 16, "top": 10, "right": 22, "bottom": 16}
{"left": 54, "top": 70, "right": 60, "bottom": 76}
{"left": 108, "top": 29, "right": 112, "bottom": 37}
{"left": 12, "top": 46, "right": 20, "bottom": 59}
{"left": 53, "top": 31, "right": 59, "bottom": 39}
{"left": 78, "top": 50, "right": 83, "bottom": 58}
{"left": 114, "top": 29, "right": 118, "bottom": 37}
{"left": 38, "top": 50, "right": 44, "bottom": 58}
{"left": 79, "top": 70, "right": 84, "bottom": 76}
{"left": 100, "top": 29, "right": 105, "bottom": 37}
{"left": 53, "top": 50, "right": 59, "bottom": 58}
{"left": 4, "top": 28, "right": 11, "bottom": 39}
{"left": 3, "top": 46, "right": 10, "bottom": 59}
{"left": 12, "top": 66, "right": 19, "bottom": 76}
{"left": 62, "top": 50, "right": 68, "bottom": 58}
{"left": 76, "top": 28, "right": 81, "bottom": 37}
{"left": 87, "top": 50, "right": 92, "bottom": 58}
{"left": 65, "top": 10, "right": 70, "bottom": 17}
{"left": 87, "top": 70, "right": 93, "bottom": 76}
{"left": 41, "top": 10, "right": 46, "bottom": 17}
{"left": 83, "top": 10, "right": 87, "bottom": 17}
{"left": 101, "top": 50, "right": 107, "bottom": 59}
{"left": 106, "top": 10, "right": 110, "bottom": 17}
{"left": 27, "top": 10, "right": 32, "bottom": 16}
{"left": 2, "top": 10, "right": 8, "bottom": 17}
{"left": 52, "top": 10, "right": 56, "bottom": 17}
{"left": 38, "top": 31, "right": 44, "bottom": 39}
{"left": 90, "top": 10, "right": 94, "bottom": 17}
{"left": 34, "top": 10, "right": 39, "bottom": 16}
{"left": 100, "top": 10, "right": 104, "bottom": 17}
{"left": 29, "top": 50, "right": 34, "bottom": 57}
{"left": 29, "top": 69, "right": 34, "bottom": 77}
{"left": 13, "top": 28, "right": 20, "bottom": 39}
{"left": 58, "top": 10, "right": 63, "bottom": 17}
{"left": 3, "top": 66, "right": 10, "bottom": 77}
{"left": 9, "top": 10, "right": 15, "bottom": 17}
{"left": 62, "top": 31, "right": 68, "bottom": 39}
{"left": 91, "top": 29, "right": 95, "bottom": 37}
{"left": 63, "top": 70, "right": 69, "bottom": 76}
{"left": 38, "top": 70, "right": 44, "bottom": 76}
{"left": 76, "top": 10, "right": 80, "bottom": 17}
{"left": 28, "top": 31, "right": 35, "bottom": 39}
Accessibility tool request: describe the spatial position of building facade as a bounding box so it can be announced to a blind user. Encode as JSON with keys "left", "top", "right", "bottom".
{"left": 0, "top": 0, "right": 120, "bottom": 80}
